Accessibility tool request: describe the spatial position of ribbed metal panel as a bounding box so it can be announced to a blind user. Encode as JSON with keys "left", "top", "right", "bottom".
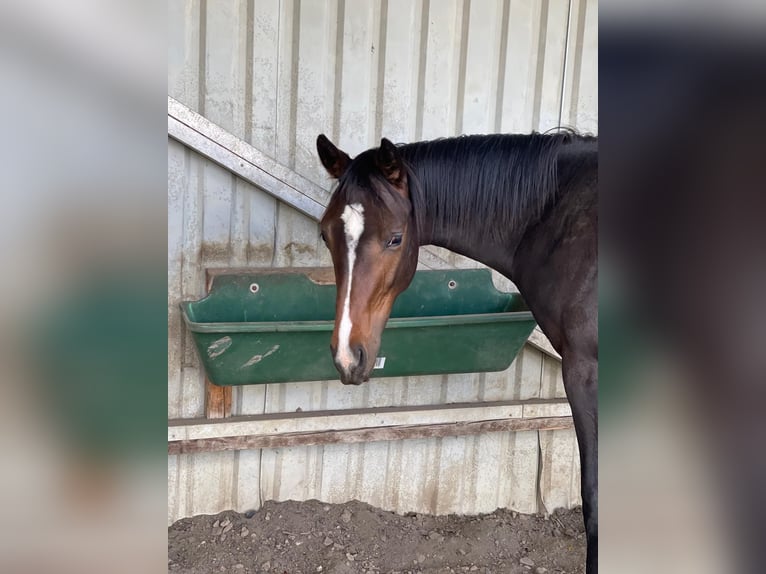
{"left": 168, "top": 0, "right": 597, "bottom": 180}
{"left": 168, "top": 0, "right": 596, "bottom": 524}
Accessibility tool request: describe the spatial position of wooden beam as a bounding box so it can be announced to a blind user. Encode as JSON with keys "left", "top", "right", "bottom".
{"left": 170, "top": 398, "right": 572, "bottom": 441}
{"left": 168, "top": 110, "right": 326, "bottom": 221}
{"left": 169, "top": 416, "right": 573, "bottom": 454}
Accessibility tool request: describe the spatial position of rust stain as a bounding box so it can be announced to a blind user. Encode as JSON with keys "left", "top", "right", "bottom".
{"left": 207, "top": 336, "right": 233, "bottom": 358}
{"left": 241, "top": 344, "right": 280, "bottom": 368}
{"left": 247, "top": 243, "right": 274, "bottom": 263}
{"left": 283, "top": 242, "right": 316, "bottom": 257}
{"left": 201, "top": 242, "right": 233, "bottom": 262}
{"left": 306, "top": 267, "right": 336, "bottom": 285}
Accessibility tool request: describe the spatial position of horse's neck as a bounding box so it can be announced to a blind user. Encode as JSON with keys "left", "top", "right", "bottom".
{"left": 412, "top": 170, "right": 529, "bottom": 278}
{"left": 418, "top": 220, "right": 522, "bottom": 279}
{"left": 416, "top": 201, "right": 525, "bottom": 280}
{"left": 413, "top": 141, "right": 596, "bottom": 279}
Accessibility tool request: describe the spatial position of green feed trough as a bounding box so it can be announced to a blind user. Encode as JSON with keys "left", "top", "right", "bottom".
{"left": 181, "top": 268, "right": 537, "bottom": 386}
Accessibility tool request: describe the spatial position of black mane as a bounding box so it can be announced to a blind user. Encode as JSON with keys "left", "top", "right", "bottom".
{"left": 399, "top": 132, "right": 596, "bottom": 242}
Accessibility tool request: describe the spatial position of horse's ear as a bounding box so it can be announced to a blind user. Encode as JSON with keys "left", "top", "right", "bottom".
{"left": 316, "top": 134, "right": 351, "bottom": 179}
{"left": 376, "top": 138, "right": 404, "bottom": 186}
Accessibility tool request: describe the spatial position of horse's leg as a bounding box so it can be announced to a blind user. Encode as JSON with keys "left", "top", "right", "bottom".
{"left": 562, "top": 350, "right": 598, "bottom": 574}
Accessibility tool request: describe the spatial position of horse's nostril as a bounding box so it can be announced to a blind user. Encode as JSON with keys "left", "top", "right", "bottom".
{"left": 356, "top": 346, "right": 366, "bottom": 368}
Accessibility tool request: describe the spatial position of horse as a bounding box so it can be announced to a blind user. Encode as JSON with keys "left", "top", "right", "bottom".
{"left": 316, "top": 131, "right": 598, "bottom": 573}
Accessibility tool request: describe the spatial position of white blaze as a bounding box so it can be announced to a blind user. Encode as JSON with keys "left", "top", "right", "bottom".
{"left": 336, "top": 203, "right": 365, "bottom": 370}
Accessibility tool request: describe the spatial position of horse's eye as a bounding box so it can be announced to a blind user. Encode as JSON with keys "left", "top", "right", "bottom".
{"left": 386, "top": 233, "right": 403, "bottom": 248}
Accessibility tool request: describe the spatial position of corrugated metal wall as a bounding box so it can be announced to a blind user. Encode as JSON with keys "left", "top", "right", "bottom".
{"left": 168, "top": 0, "right": 596, "bottom": 524}
{"left": 168, "top": 0, "right": 597, "bottom": 180}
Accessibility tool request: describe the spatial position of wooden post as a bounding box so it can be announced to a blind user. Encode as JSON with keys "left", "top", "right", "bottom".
{"left": 204, "top": 270, "right": 232, "bottom": 419}
{"left": 204, "top": 377, "right": 232, "bottom": 419}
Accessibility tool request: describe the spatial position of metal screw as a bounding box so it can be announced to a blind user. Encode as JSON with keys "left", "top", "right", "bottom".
{"left": 448, "top": 280, "right": 457, "bottom": 289}
{"left": 249, "top": 283, "right": 260, "bottom": 294}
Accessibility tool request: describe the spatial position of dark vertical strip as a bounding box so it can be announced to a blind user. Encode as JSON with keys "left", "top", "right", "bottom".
{"left": 232, "top": 451, "right": 240, "bottom": 508}
{"left": 270, "top": 202, "right": 279, "bottom": 268}
{"left": 257, "top": 386, "right": 268, "bottom": 506}
{"left": 271, "top": 449, "right": 283, "bottom": 501}
{"left": 439, "top": 375, "right": 448, "bottom": 404}
{"left": 355, "top": 443, "right": 366, "bottom": 502}
{"left": 244, "top": 0, "right": 255, "bottom": 142}
{"left": 568, "top": 0, "right": 587, "bottom": 127}
{"left": 468, "top": 434, "right": 480, "bottom": 504}
{"left": 179, "top": 146, "right": 190, "bottom": 416}
{"left": 454, "top": 0, "right": 471, "bottom": 135}
{"left": 382, "top": 441, "right": 394, "bottom": 508}
{"left": 499, "top": 431, "right": 514, "bottom": 507}
{"left": 332, "top": 0, "right": 346, "bottom": 143}
{"left": 187, "top": 454, "right": 196, "bottom": 515}
{"left": 535, "top": 430, "right": 545, "bottom": 513}
{"left": 531, "top": 0, "right": 549, "bottom": 131}
{"left": 513, "top": 349, "right": 524, "bottom": 399}
{"left": 374, "top": 0, "right": 389, "bottom": 142}
{"left": 429, "top": 437, "right": 443, "bottom": 513}
{"left": 198, "top": 0, "right": 208, "bottom": 115}
{"left": 557, "top": 0, "right": 573, "bottom": 128}
{"left": 314, "top": 444, "right": 325, "bottom": 502}
{"left": 494, "top": 0, "right": 511, "bottom": 133}
{"left": 414, "top": 0, "right": 430, "bottom": 140}
{"left": 197, "top": 160, "right": 206, "bottom": 264}
{"left": 288, "top": 0, "right": 302, "bottom": 167}
{"left": 229, "top": 174, "right": 236, "bottom": 263}
{"left": 172, "top": 453, "right": 181, "bottom": 519}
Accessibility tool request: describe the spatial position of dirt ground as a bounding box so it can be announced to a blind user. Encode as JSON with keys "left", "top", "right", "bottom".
{"left": 168, "top": 500, "right": 585, "bottom": 574}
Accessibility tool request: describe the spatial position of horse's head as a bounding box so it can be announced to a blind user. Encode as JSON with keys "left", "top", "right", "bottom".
{"left": 316, "top": 134, "right": 419, "bottom": 385}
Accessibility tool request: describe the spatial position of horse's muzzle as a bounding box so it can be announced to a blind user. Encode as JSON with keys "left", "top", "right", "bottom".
{"left": 333, "top": 344, "right": 369, "bottom": 385}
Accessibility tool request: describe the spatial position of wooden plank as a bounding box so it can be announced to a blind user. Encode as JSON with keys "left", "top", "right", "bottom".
{"left": 205, "top": 377, "right": 232, "bottom": 419}
{"left": 172, "top": 398, "right": 569, "bottom": 439}
{"left": 169, "top": 115, "right": 326, "bottom": 221}
{"left": 204, "top": 268, "right": 232, "bottom": 419}
{"left": 169, "top": 416, "right": 573, "bottom": 454}
{"left": 172, "top": 398, "right": 557, "bottom": 439}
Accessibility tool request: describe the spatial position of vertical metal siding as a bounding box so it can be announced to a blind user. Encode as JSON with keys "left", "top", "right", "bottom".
{"left": 168, "top": 0, "right": 596, "bottom": 524}
{"left": 168, "top": 0, "right": 597, "bottom": 179}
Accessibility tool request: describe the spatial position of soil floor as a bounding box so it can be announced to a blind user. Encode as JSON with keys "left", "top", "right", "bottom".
{"left": 168, "top": 499, "right": 585, "bottom": 574}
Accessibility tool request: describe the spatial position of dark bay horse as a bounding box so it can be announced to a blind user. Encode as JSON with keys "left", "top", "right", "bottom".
{"left": 316, "top": 132, "right": 598, "bottom": 573}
